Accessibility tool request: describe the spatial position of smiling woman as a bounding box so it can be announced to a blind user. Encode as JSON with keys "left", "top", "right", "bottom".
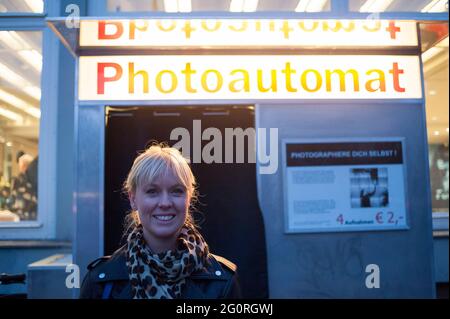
{"left": 80, "top": 144, "right": 242, "bottom": 299}
{"left": 124, "top": 144, "right": 197, "bottom": 253}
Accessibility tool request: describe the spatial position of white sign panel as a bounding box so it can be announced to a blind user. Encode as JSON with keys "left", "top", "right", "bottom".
{"left": 79, "top": 19, "right": 418, "bottom": 48}
{"left": 78, "top": 55, "right": 422, "bottom": 101}
{"left": 283, "top": 139, "right": 408, "bottom": 233}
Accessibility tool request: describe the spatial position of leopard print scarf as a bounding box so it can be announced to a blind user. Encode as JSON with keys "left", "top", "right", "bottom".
{"left": 126, "top": 224, "right": 209, "bottom": 299}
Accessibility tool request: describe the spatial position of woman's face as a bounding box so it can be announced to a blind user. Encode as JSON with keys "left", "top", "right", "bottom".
{"left": 129, "top": 169, "right": 190, "bottom": 248}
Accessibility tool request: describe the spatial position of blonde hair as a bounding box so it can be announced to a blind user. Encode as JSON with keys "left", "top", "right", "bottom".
{"left": 123, "top": 144, "right": 197, "bottom": 236}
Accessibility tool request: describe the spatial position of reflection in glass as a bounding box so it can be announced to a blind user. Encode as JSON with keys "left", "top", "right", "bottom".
{"left": 107, "top": 0, "right": 331, "bottom": 12}
{"left": 0, "top": 0, "right": 43, "bottom": 13}
{"left": 350, "top": 0, "right": 448, "bottom": 12}
{"left": 422, "top": 23, "right": 449, "bottom": 214}
{"left": 429, "top": 144, "right": 449, "bottom": 211}
{"left": 0, "top": 31, "right": 41, "bottom": 222}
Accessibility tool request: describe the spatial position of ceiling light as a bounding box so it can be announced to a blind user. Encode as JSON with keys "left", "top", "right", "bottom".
{"left": 429, "top": 90, "right": 437, "bottom": 95}
{"left": 18, "top": 49, "right": 43, "bottom": 72}
{"left": 421, "top": 0, "right": 448, "bottom": 12}
{"left": 0, "top": 88, "right": 40, "bottom": 119}
{"left": 306, "top": 0, "right": 328, "bottom": 12}
{"left": 434, "top": 130, "right": 440, "bottom": 136}
{"left": 164, "top": 0, "right": 191, "bottom": 13}
{"left": 295, "top": 0, "right": 309, "bottom": 12}
{"left": 230, "top": 0, "right": 258, "bottom": 12}
{"left": 230, "top": 0, "right": 244, "bottom": 12}
{"left": 0, "top": 61, "right": 28, "bottom": 88}
{"left": 163, "top": 0, "right": 178, "bottom": 12}
{"left": 359, "top": 0, "right": 394, "bottom": 12}
{"left": 0, "top": 106, "right": 23, "bottom": 123}
{"left": 0, "top": 31, "right": 29, "bottom": 50}
{"left": 0, "top": 33, "right": 42, "bottom": 73}
{"left": 24, "top": 107, "right": 41, "bottom": 118}
{"left": 178, "top": 0, "right": 192, "bottom": 12}
{"left": 243, "top": 0, "right": 258, "bottom": 12}
{"left": 24, "top": 86, "right": 41, "bottom": 101}
{"left": 0, "top": 62, "right": 40, "bottom": 101}
{"left": 295, "top": 0, "right": 327, "bottom": 12}
{"left": 24, "top": 0, "right": 44, "bottom": 13}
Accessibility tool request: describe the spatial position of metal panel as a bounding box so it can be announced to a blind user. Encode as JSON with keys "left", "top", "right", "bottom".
{"left": 27, "top": 254, "right": 73, "bottom": 299}
{"left": 255, "top": 101, "right": 436, "bottom": 298}
{"left": 73, "top": 104, "right": 104, "bottom": 297}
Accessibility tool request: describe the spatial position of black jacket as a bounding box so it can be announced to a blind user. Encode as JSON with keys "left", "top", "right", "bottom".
{"left": 80, "top": 245, "right": 242, "bottom": 299}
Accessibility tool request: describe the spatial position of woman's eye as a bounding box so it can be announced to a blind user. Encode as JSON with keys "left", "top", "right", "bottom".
{"left": 146, "top": 188, "right": 157, "bottom": 194}
{"left": 172, "top": 188, "right": 185, "bottom": 195}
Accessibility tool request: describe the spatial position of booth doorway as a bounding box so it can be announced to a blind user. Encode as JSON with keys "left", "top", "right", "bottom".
{"left": 105, "top": 105, "right": 268, "bottom": 298}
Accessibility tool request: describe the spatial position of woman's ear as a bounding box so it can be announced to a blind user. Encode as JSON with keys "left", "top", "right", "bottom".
{"left": 128, "top": 191, "right": 136, "bottom": 211}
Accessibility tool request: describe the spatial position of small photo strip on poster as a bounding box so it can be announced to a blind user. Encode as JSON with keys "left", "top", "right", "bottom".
{"left": 350, "top": 168, "right": 389, "bottom": 209}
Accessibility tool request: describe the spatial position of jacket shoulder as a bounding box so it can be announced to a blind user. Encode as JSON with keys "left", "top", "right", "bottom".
{"left": 80, "top": 257, "right": 112, "bottom": 299}
{"left": 80, "top": 247, "right": 128, "bottom": 299}
{"left": 209, "top": 254, "right": 242, "bottom": 299}
{"left": 87, "top": 256, "right": 111, "bottom": 270}
{"left": 87, "top": 244, "right": 127, "bottom": 270}
{"left": 210, "top": 254, "right": 237, "bottom": 273}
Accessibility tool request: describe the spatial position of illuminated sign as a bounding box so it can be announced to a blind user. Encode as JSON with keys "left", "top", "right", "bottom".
{"left": 78, "top": 55, "right": 422, "bottom": 101}
{"left": 79, "top": 19, "right": 418, "bottom": 48}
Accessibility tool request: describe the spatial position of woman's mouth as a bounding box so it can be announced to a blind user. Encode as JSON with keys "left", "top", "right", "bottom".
{"left": 153, "top": 214, "right": 175, "bottom": 221}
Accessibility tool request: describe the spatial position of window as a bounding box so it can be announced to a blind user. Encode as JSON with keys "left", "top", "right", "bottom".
{"left": 421, "top": 23, "right": 449, "bottom": 215}
{"left": 0, "top": 31, "right": 41, "bottom": 223}
{"left": 0, "top": 0, "right": 44, "bottom": 14}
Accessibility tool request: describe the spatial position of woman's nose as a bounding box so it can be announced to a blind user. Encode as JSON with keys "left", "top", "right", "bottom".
{"left": 158, "top": 191, "right": 172, "bottom": 208}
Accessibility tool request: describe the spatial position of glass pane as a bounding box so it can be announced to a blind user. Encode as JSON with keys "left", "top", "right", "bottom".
{"left": 107, "top": 0, "right": 331, "bottom": 13}
{"left": 350, "top": 0, "right": 448, "bottom": 12}
{"left": 420, "top": 23, "right": 448, "bottom": 52}
{"left": 0, "top": 31, "right": 41, "bottom": 222}
{"left": 422, "top": 23, "right": 449, "bottom": 213}
{"left": 0, "top": 0, "right": 44, "bottom": 13}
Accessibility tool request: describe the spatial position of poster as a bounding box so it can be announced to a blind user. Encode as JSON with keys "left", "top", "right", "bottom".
{"left": 283, "top": 139, "right": 408, "bottom": 233}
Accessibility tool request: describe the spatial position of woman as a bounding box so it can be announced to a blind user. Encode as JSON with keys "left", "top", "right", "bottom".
{"left": 80, "top": 145, "right": 241, "bottom": 299}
